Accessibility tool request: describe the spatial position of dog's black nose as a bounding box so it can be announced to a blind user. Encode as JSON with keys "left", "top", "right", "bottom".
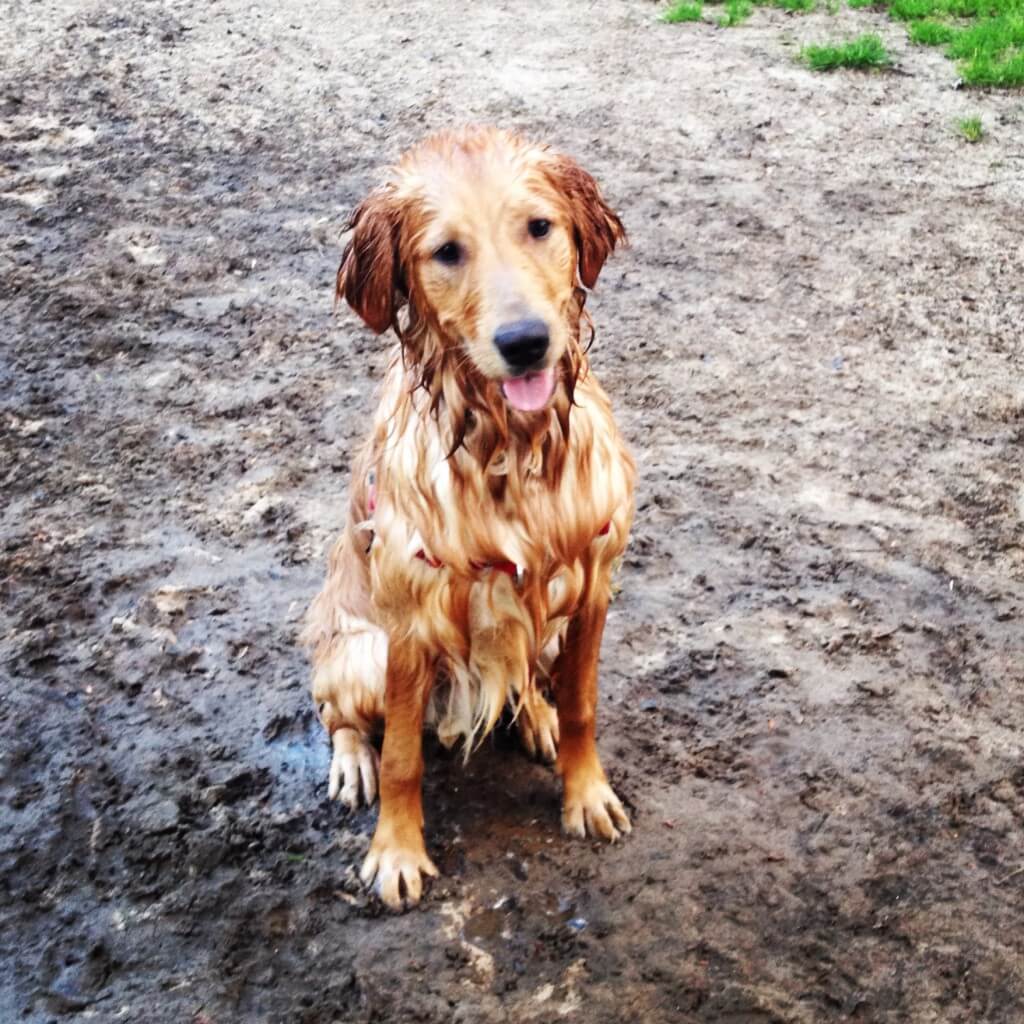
{"left": 494, "top": 319, "right": 549, "bottom": 372}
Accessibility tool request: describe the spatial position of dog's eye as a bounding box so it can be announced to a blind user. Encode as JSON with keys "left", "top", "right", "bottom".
{"left": 528, "top": 218, "right": 551, "bottom": 240}
{"left": 433, "top": 241, "right": 462, "bottom": 266}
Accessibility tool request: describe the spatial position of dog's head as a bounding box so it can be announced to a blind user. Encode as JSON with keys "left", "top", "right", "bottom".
{"left": 337, "top": 127, "right": 625, "bottom": 414}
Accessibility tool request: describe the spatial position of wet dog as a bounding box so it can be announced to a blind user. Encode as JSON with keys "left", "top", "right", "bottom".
{"left": 304, "top": 126, "right": 634, "bottom": 910}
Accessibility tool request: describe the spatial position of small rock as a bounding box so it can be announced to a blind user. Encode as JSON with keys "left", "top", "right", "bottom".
{"left": 200, "top": 784, "right": 228, "bottom": 807}
{"left": 139, "top": 798, "right": 180, "bottom": 833}
{"left": 152, "top": 586, "right": 190, "bottom": 615}
{"left": 48, "top": 966, "right": 91, "bottom": 1012}
{"left": 991, "top": 780, "right": 1017, "bottom": 805}
{"left": 855, "top": 679, "right": 892, "bottom": 699}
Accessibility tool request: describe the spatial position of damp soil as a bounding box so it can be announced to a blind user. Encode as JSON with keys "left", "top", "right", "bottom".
{"left": 2, "top": 1, "right": 1023, "bottom": 1021}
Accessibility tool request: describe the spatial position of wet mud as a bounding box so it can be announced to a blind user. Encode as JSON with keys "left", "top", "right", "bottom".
{"left": 2, "top": 1, "right": 1023, "bottom": 1021}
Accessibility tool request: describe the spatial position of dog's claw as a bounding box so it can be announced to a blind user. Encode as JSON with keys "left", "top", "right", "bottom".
{"left": 360, "top": 836, "right": 439, "bottom": 911}
{"left": 328, "top": 727, "right": 379, "bottom": 808}
{"left": 516, "top": 693, "right": 559, "bottom": 763}
{"left": 563, "top": 779, "right": 631, "bottom": 842}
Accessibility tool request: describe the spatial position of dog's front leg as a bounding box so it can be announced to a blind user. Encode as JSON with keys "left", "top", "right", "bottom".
{"left": 360, "top": 637, "right": 438, "bottom": 910}
{"left": 555, "top": 590, "right": 631, "bottom": 841}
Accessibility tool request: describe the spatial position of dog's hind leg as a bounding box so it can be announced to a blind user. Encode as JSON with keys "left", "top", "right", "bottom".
{"left": 311, "top": 619, "right": 386, "bottom": 808}
{"left": 305, "top": 452, "right": 386, "bottom": 807}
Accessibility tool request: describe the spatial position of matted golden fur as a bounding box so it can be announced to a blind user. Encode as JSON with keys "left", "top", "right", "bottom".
{"left": 304, "top": 126, "right": 635, "bottom": 911}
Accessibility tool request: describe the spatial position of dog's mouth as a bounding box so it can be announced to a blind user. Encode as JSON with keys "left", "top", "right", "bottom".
{"left": 500, "top": 367, "right": 556, "bottom": 413}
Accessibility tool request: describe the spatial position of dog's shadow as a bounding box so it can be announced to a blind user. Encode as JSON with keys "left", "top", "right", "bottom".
{"left": 420, "top": 716, "right": 563, "bottom": 873}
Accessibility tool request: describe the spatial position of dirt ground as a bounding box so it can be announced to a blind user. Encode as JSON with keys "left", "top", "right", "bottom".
{"left": 3, "top": 0, "right": 1024, "bottom": 1021}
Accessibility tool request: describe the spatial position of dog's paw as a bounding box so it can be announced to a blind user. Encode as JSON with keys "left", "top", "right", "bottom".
{"left": 360, "top": 831, "right": 439, "bottom": 911}
{"left": 516, "top": 693, "right": 559, "bottom": 763}
{"left": 328, "top": 727, "right": 379, "bottom": 809}
{"left": 562, "top": 778, "right": 631, "bottom": 842}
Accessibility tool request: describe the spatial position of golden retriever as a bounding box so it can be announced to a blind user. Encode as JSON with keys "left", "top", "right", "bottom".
{"left": 304, "top": 126, "right": 634, "bottom": 910}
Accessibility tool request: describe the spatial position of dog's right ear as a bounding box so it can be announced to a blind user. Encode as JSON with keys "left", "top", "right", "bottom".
{"left": 336, "top": 187, "right": 403, "bottom": 334}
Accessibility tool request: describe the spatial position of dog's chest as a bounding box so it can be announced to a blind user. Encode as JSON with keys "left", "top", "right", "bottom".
{"left": 368, "top": 361, "right": 632, "bottom": 653}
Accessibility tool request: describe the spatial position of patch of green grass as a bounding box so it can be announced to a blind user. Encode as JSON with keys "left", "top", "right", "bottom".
{"left": 662, "top": 0, "right": 704, "bottom": 20}
{"left": 909, "top": 19, "right": 957, "bottom": 43}
{"left": 661, "top": 0, "right": 1024, "bottom": 85}
{"left": 888, "top": 0, "right": 1015, "bottom": 19}
{"left": 802, "top": 32, "right": 891, "bottom": 68}
{"left": 959, "top": 48, "right": 1024, "bottom": 84}
{"left": 946, "top": 12, "right": 1024, "bottom": 85}
{"left": 946, "top": 13, "right": 1024, "bottom": 57}
{"left": 957, "top": 114, "right": 986, "bottom": 138}
{"left": 854, "top": 0, "right": 1024, "bottom": 87}
{"left": 888, "top": 0, "right": 942, "bottom": 20}
{"left": 718, "top": 0, "right": 755, "bottom": 25}
{"left": 657, "top": 0, "right": 830, "bottom": 31}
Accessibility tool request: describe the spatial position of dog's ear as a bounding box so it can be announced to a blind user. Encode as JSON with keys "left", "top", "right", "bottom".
{"left": 544, "top": 155, "right": 626, "bottom": 289}
{"left": 336, "top": 187, "right": 404, "bottom": 334}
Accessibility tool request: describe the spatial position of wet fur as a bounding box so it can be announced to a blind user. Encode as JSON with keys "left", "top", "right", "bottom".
{"left": 304, "top": 127, "right": 634, "bottom": 909}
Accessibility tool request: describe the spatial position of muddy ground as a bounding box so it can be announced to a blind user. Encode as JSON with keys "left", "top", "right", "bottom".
{"left": 2, "top": 0, "right": 1024, "bottom": 1021}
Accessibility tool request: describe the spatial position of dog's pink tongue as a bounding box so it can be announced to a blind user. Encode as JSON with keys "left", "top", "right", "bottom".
{"left": 501, "top": 368, "right": 555, "bottom": 412}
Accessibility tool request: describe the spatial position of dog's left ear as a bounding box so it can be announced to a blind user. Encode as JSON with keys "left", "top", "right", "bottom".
{"left": 543, "top": 154, "right": 627, "bottom": 289}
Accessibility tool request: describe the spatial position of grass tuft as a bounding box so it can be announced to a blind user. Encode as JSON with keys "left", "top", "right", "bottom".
{"left": 957, "top": 115, "right": 985, "bottom": 140}
{"left": 718, "top": 0, "right": 755, "bottom": 24}
{"left": 802, "top": 33, "right": 891, "bottom": 68}
{"left": 662, "top": 0, "right": 704, "bottom": 20}
{"left": 889, "top": 0, "right": 941, "bottom": 20}
{"left": 909, "top": 19, "right": 957, "bottom": 43}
